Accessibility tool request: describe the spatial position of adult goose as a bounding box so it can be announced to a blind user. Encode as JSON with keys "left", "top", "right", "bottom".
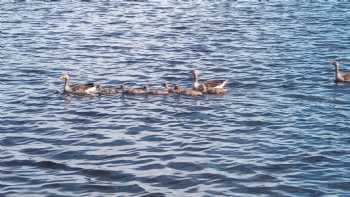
{"left": 192, "top": 70, "right": 228, "bottom": 92}
{"left": 60, "top": 74, "right": 98, "bottom": 94}
{"left": 332, "top": 61, "right": 350, "bottom": 82}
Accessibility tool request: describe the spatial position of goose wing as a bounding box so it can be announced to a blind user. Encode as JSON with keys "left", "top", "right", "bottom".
{"left": 71, "top": 83, "right": 96, "bottom": 92}
{"left": 342, "top": 72, "right": 350, "bottom": 81}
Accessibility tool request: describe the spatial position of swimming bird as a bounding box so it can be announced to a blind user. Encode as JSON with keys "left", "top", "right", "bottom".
{"left": 163, "top": 81, "right": 176, "bottom": 93}
{"left": 126, "top": 86, "right": 148, "bottom": 95}
{"left": 96, "top": 84, "right": 125, "bottom": 95}
{"left": 60, "top": 74, "right": 98, "bottom": 94}
{"left": 174, "top": 85, "right": 202, "bottom": 97}
{"left": 192, "top": 70, "right": 228, "bottom": 92}
{"left": 206, "top": 87, "right": 226, "bottom": 95}
{"left": 332, "top": 61, "right": 350, "bottom": 82}
{"left": 145, "top": 85, "right": 169, "bottom": 96}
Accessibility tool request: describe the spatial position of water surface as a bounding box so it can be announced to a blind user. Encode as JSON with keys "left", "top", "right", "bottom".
{"left": 1, "top": 1, "right": 350, "bottom": 196}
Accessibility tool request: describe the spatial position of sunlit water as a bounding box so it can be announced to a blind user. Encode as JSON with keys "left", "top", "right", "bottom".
{"left": 1, "top": 1, "right": 350, "bottom": 196}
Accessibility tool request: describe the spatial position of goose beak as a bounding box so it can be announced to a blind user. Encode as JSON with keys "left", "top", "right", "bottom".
{"left": 60, "top": 74, "right": 69, "bottom": 80}
{"left": 330, "top": 60, "right": 337, "bottom": 66}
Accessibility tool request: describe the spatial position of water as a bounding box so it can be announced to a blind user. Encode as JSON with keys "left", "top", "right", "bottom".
{"left": 1, "top": 0, "right": 350, "bottom": 196}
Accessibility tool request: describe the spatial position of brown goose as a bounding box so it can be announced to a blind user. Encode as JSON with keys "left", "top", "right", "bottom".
{"left": 207, "top": 87, "right": 226, "bottom": 95}
{"left": 192, "top": 70, "right": 228, "bottom": 92}
{"left": 174, "top": 85, "right": 202, "bottom": 97}
{"left": 60, "top": 74, "right": 98, "bottom": 94}
{"left": 126, "top": 86, "right": 148, "bottom": 95}
{"left": 332, "top": 61, "right": 350, "bottom": 82}
{"left": 145, "top": 85, "right": 169, "bottom": 96}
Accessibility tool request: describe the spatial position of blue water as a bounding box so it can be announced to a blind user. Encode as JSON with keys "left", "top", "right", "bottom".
{"left": 1, "top": 1, "right": 350, "bottom": 196}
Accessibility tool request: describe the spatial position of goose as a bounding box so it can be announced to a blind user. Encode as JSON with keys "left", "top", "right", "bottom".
{"left": 332, "top": 61, "right": 350, "bottom": 82}
{"left": 163, "top": 81, "right": 176, "bottom": 93}
{"left": 60, "top": 74, "right": 98, "bottom": 94}
{"left": 126, "top": 86, "right": 148, "bottom": 95}
{"left": 174, "top": 85, "right": 202, "bottom": 97}
{"left": 145, "top": 85, "right": 169, "bottom": 96}
{"left": 192, "top": 70, "right": 228, "bottom": 92}
{"left": 96, "top": 84, "right": 125, "bottom": 95}
{"left": 207, "top": 87, "right": 226, "bottom": 95}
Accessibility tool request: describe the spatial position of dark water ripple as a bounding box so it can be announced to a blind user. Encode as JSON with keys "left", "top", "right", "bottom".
{"left": 1, "top": 0, "right": 350, "bottom": 196}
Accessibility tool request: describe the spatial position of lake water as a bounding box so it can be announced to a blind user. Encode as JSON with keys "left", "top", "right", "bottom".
{"left": 1, "top": 0, "right": 350, "bottom": 196}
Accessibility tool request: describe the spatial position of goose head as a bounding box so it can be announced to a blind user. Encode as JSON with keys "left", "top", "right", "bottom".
{"left": 142, "top": 85, "right": 149, "bottom": 93}
{"left": 163, "top": 81, "right": 168, "bottom": 88}
{"left": 163, "top": 81, "right": 172, "bottom": 89}
{"left": 331, "top": 61, "right": 340, "bottom": 70}
{"left": 60, "top": 74, "right": 70, "bottom": 81}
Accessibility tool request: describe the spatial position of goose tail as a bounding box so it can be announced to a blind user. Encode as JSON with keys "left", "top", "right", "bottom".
{"left": 217, "top": 80, "right": 228, "bottom": 89}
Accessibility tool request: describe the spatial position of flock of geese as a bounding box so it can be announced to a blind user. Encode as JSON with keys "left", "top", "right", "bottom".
{"left": 60, "top": 70, "right": 228, "bottom": 97}
{"left": 60, "top": 61, "right": 350, "bottom": 97}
